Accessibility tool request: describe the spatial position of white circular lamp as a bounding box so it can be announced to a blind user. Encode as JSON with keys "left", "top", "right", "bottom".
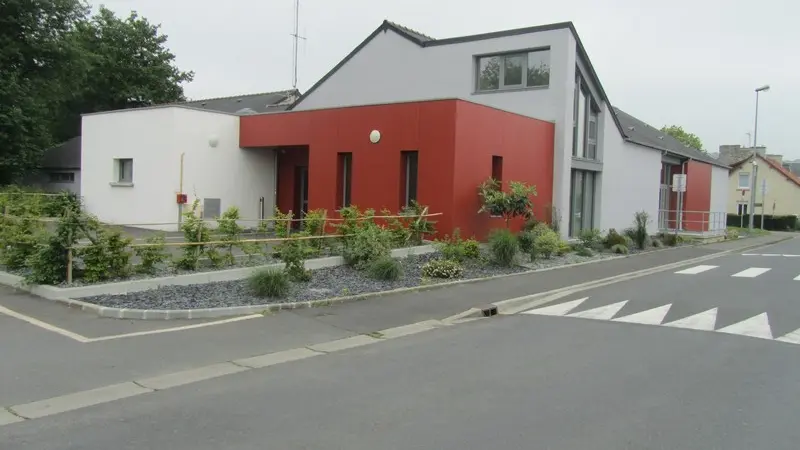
{"left": 369, "top": 130, "right": 381, "bottom": 144}
{"left": 208, "top": 134, "right": 219, "bottom": 148}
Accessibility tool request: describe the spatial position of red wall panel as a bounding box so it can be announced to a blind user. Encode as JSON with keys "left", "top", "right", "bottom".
{"left": 240, "top": 99, "right": 554, "bottom": 240}
{"left": 683, "top": 160, "right": 712, "bottom": 231}
{"left": 452, "top": 101, "right": 555, "bottom": 239}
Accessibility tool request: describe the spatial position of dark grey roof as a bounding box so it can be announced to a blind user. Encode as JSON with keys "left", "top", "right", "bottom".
{"left": 40, "top": 136, "right": 81, "bottom": 170}
{"left": 183, "top": 89, "right": 300, "bottom": 114}
{"left": 613, "top": 108, "right": 727, "bottom": 168}
{"left": 288, "top": 20, "right": 626, "bottom": 137}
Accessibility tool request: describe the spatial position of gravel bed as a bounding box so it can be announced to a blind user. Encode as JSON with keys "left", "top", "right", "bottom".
{"left": 80, "top": 252, "right": 533, "bottom": 310}
{"left": 520, "top": 251, "right": 616, "bottom": 269}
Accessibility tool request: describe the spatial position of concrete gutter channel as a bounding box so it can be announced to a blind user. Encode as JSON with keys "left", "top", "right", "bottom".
{"left": 0, "top": 319, "right": 453, "bottom": 426}
{"left": 0, "top": 235, "right": 793, "bottom": 321}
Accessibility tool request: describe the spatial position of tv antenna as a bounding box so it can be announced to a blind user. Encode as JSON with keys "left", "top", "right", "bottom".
{"left": 291, "top": 0, "right": 306, "bottom": 89}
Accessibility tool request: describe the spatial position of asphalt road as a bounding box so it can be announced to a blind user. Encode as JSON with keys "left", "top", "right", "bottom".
{"left": 4, "top": 310, "right": 800, "bottom": 449}
{"left": 2, "top": 234, "right": 797, "bottom": 449}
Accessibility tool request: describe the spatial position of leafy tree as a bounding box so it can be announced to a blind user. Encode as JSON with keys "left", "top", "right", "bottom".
{"left": 0, "top": 0, "right": 89, "bottom": 183}
{"left": 56, "top": 7, "right": 194, "bottom": 141}
{"left": 661, "top": 125, "right": 705, "bottom": 152}
{"left": 478, "top": 178, "right": 538, "bottom": 227}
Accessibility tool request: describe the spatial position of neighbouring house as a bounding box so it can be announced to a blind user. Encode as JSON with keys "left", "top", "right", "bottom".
{"left": 80, "top": 20, "right": 728, "bottom": 238}
{"left": 25, "top": 136, "right": 82, "bottom": 195}
{"left": 80, "top": 90, "right": 299, "bottom": 229}
{"left": 726, "top": 151, "right": 800, "bottom": 218}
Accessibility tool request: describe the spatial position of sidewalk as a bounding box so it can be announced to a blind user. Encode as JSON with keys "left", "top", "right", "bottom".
{"left": 0, "top": 232, "right": 789, "bottom": 408}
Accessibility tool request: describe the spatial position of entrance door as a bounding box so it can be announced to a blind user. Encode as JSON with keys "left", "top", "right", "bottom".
{"left": 294, "top": 166, "right": 309, "bottom": 229}
{"left": 659, "top": 164, "right": 671, "bottom": 229}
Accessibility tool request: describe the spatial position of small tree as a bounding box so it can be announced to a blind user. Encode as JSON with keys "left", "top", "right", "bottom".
{"left": 478, "top": 178, "right": 537, "bottom": 227}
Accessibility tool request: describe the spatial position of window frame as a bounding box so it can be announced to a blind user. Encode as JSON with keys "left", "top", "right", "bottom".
{"left": 401, "top": 151, "right": 419, "bottom": 208}
{"left": 48, "top": 172, "right": 75, "bottom": 183}
{"left": 475, "top": 47, "right": 551, "bottom": 93}
{"left": 572, "top": 72, "right": 601, "bottom": 160}
{"left": 337, "top": 153, "right": 352, "bottom": 209}
{"left": 569, "top": 169, "right": 596, "bottom": 237}
{"left": 738, "top": 171, "right": 751, "bottom": 190}
{"left": 116, "top": 158, "right": 133, "bottom": 184}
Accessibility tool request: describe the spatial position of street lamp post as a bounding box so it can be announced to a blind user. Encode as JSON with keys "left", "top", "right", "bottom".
{"left": 749, "top": 84, "right": 770, "bottom": 230}
{"left": 748, "top": 160, "right": 758, "bottom": 229}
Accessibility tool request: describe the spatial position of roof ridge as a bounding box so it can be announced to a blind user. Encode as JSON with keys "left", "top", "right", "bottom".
{"left": 184, "top": 89, "right": 298, "bottom": 104}
{"left": 384, "top": 20, "right": 435, "bottom": 41}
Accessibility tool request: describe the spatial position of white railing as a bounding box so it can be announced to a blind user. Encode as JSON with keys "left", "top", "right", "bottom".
{"left": 657, "top": 209, "right": 727, "bottom": 235}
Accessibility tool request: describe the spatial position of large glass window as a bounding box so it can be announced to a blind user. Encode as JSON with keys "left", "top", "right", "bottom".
{"left": 572, "top": 73, "right": 600, "bottom": 160}
{"left": 476, "top": 49, "right": 550, "bottom": 92}
{"left": 569, "top": 170, "right": 596, "bottom": 237}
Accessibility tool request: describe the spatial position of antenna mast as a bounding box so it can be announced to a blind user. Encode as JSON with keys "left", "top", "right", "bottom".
{"left": 291, "top": 0, "right": 306, "bottom": 89}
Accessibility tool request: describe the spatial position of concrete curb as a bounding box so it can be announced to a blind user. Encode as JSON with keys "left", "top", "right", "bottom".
{"left": 482, "top": 234, "right": 795, "bottom": 317}
{"left": 0, "top": 318, "right": 450, "bottom": 425}
{"left": 3, "top": 235, "right": 790, "bottom": 321}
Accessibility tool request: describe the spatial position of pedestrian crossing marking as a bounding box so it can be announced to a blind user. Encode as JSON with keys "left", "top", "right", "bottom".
{"left": 776, "top": 329, "right": 800, "bottom": 345}
{"left": 520, "top": 297, "right": 588, "bottom": 316}
{"left": 731, "top": 267, "right": 771, "bottom": 278}
{"left": 568, "top": 300, "right": 628, "bottom": 320}
{"left": 663, "top": 308, "right": 718, "bottom": 331}
{"left": 794, "top": 275, "right": 800, "bottom": 281}
{"left": 717, "top": 313, "right": 773, "bottom": 340}
{"left": 612, "top": 304, "right": 672, "bottom": 325}
{"left": 675, "top": 265, "right": 718, "bottom": 275}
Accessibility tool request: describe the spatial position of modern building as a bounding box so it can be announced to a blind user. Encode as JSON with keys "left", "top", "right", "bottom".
{"left": 81, "top": 20, "right": 728, "bottom": 238}
{"left": 25, "top": 136, "right": 82, "bottom": 195}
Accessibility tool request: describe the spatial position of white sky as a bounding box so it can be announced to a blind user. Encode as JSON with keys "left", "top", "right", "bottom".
{"left": 98, "top": 0, "right": 798, "bottom": 158}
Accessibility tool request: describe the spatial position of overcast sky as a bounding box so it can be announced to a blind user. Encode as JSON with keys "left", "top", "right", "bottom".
{"left": 99, "top": 0, "right": 797, "bottom": 158}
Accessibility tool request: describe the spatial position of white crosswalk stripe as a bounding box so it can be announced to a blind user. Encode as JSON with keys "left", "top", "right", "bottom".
{"left": 521, "top": 299, "right": 799, "bottom": 346}
{"left": 731, "top": 267, "right": 771, "bottom": 278}
{"left": 675, "top": 265, "right": 718, "bottom": 275}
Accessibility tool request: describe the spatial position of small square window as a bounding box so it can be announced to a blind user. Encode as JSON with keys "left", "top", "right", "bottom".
{"left": 116, "top": 158, "right": 133, "bottom": 183}
{"left": 738, "top": 172, "right": 750, "bottom": 189}
{"left": 203, "top": 198, "right": 221, "bottom": 219}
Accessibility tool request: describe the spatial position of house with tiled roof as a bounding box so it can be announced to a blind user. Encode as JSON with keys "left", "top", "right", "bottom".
{"left": 727, "top": 151, "right": 800, "bottom": 217}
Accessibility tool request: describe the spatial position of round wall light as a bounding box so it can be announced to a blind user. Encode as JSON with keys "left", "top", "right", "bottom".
{"left": 369, "top": 130, "right": 381, "bottom": 144}
{"left": 208, "top": 134, "right": 219, "bottom": 148}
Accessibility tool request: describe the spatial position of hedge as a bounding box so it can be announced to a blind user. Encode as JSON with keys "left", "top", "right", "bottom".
{"left": 726, "top": 214, "right": 798, "bottom": 230}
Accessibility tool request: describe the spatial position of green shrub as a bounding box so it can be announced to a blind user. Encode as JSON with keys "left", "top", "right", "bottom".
{"left": 603, "top": 229, "right": 627, "bottom": 248}
{"left": 530, "top": 222, "right": 552, "bottom": 239}
{"left": 277, "top": 237, "right": 312, "bottom": 282}
{"left": 631, "top": 211, "right": 650, "bottom": 250}
{"left": 78, "top": 227, "right": 132, "bottom": 283}
{"left": 611, "top": 244, "right": 629, "bottom": 254}
{"left": 488, "top": 228, "right": 518, "bottom": 266}
{"left": 517, "top": 231, "right": 535, "bottom": 253}
{"left": 134, "top": 233, "right": 169, "bottom": 274}
{"left": 368, "top": 257, "right": 403, "bottom": 281}
{"left": 534, "top": 229, "right": 560, "bottom": 258}
{"left": 725, "top": 228, "right": 740, "bottom": 240}
{"left": 421, "top": 258, "right": 464, "bottom": 279}
{"left": 403, "top": 201, "right": 437, "bottom": 245}
{"left": 248, "top": 269, "right": 290, "bottom": 298}
{"left": 556, "top": 241, "right": 571, "bottom": 256}
{"left": 651, "top": 238, "right": 664, "bottom": 248}
{"left": 0, "top": 216, "right": 43, "bottom": 270}
{"left": 437, "top": 228, "right": 479, "bottom": 262}
{"left": 578, "top": 228, "right": 602, "bottom": 249}
{"left": 342, "top": 223, "right": 392, "bottom": 268}
{"left": 175, "top": 200, "right": 211, "bottom": 271}
{"left": 576, "top": 245, "right": 594, "bottom": 257}
{"left": 273, "top": 207, "right": 293, "bottom": 238}
{"left": 25, "top": 211, "right": 83, "bottom": 285}
{"left": 623, "top": 235, "right": 634, "bottom": 248}
{"left": 661, "top": 233, "right": 684, "bottom": 247}
{"left": 215, "top": 206, "right": 245, "bottom": 266}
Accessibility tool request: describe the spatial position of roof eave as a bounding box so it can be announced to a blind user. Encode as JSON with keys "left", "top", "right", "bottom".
{"left": 624, "top": 138, "right": 730, "bottom": 169}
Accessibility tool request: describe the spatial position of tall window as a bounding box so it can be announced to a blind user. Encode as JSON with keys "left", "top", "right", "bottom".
{"left": 401, "top": 151, "right": 418, "bottom": 207}
{"left": 476, "top": 49, "right": 550, "bottom": 92}
{"left": 572, "top": 73, "right": 600, "bottom": 160}
{"left": 569, "top": 170, "right": 596, "bottom": 237}
{"left": 738, "top": 172, "right": 751, "bottom": 189}
{"left": 737, "top": 203, "right": 748, "bottom": 215}
{"left": 337, "top": 153, "right": 352, "bottom": 208}
{"left": 492, "top": 156, "right": 503, "bottom": 183}
{"left": 115, "top": 158, "right": 133, "bottom": 183}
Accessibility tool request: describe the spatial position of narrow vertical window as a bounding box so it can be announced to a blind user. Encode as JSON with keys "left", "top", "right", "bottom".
{"left": 337, "top": 153, "right": 352, "bottom": 208}
{"left": 401, "top": 151, "right": 418, "bottom": 207}
{"left": 492, "top": 155, "right": 503, "bottom": 183}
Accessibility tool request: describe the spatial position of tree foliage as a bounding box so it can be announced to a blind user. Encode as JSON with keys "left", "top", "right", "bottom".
{"left": 660, "top": 125, "right": 704, "bottom": 152}
{"left": 0, "top": 1, "right": 193, "bottom": 183}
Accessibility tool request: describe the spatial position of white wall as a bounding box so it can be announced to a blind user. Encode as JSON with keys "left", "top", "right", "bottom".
{"left": 710, "top": 165, "right": 728, "bottom": 214}
{"left": 81, "top": 107, "right": 275, "bottom": 231}
{"left": 599, "top": 116, "right": 661, "bottom": 234}
{"left": 174, "top": 108, "right": 275, "bottom": 228}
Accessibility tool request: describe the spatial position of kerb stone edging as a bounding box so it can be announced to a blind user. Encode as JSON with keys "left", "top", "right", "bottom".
{"left": 1, "top": 235, "right": 791, "bottom": 321}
